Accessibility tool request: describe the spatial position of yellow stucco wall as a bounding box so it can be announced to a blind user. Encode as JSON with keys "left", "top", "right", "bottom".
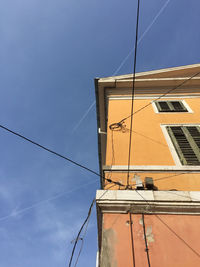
{"left": 104, "top": 97, "right": 200, "bottom": 190}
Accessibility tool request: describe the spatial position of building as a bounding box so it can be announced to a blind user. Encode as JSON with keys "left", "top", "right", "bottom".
{"left": 95, "top": 64, "right": 200, "bottom": 267}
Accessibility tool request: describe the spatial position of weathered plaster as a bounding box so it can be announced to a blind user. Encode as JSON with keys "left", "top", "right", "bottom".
{"left": 146, "top": 226, "right": 154, "bottom": 244}
{"left": 100, "top": 228, "right": 117, "bottom": 267}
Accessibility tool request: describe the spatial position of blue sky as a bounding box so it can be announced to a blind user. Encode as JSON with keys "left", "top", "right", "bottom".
{"left": 0, "top": 0, "right": 199, "bottom": 266}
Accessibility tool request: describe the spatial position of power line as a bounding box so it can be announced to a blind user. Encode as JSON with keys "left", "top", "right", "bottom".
{"left": 156, "top": 215, "right": 200, "bottom": 259}
{"left": 142, "top": 214, "right": 151, "bottom": 267}
{"left": 0, "top": 177, "right": 100, "bottom": 223}
{"left": 0, "top": 172, "right": 198, "bottom": 224}
{"left": 104, "top": 170, "right": 200, "bottom": 191}
{"left": 127, "top": 0, "right": 141, "bottom": 188}
{"left": 73, "top": 238, "right": 84, "bottom": 267}
{"left": 108, "top": 71, "right": 200, "bottom": 182}
{"left": 68, "top": 184, "right": 116, "bottom": 267}
{"left": 68, "top": 174, "right": 200, "bottom": 266}
{"left": 129, "top": 213, "right": 136, "bottom": 267}
{"left": 110, "top": 125, "right": 176, "bottom": 151}
{"left": 68, "top": 199, "right": 95, "bottom": 267}
{"left": 129, "top": 172, "right": 187, "bottom": 188}
{"left": 112, "top": 0, "right": 171, "bottom": 75}
{"left": 73, "top": 213, "right": 91, "bottom": 267}
{"left": 119, "top": 71, "right": 200, "bottom": 124}
{"left": 0, "top": 124, "right": 124, "bottom": 187}
{"left": 72, "top": 0, "right": 172, "bottom": 133}
{"left": 135, "top": 190, "right": 200, "bottom": 259}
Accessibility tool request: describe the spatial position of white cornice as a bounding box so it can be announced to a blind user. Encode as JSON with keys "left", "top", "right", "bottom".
{"left": 103, "top": 165, "right": 200, "bottom": 172}
{"left": 98, "top": 63, "right": 200, "bottom": 81}
{"left": 108, "top": 94, "right": 200, "bottom": 100}
{"left": 96, "top": 190, "right": 200, "bottom": 215}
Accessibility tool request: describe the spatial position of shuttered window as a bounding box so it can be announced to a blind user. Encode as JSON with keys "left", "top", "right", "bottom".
{"left": 167, "top": 126, "right": 200, "bottom": 165}
{"left": 156, "top": 101, "right": 187, "bottom": 112}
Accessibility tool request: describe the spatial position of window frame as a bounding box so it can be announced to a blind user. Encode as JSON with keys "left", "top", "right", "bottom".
{"left": 161, "top": 124, "right": 200, "bottom": 167}
{"left": 152, "top": 100, "right": 193, "bottom": 114}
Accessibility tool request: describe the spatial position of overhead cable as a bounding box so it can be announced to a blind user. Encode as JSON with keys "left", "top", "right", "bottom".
{"left": 129, "top": 213, "right": 136, "bottom": 267}
{"left": 119, "top": 71, "right": 200, "bottom": 124}
{"left": 112, "top": 0, "right": 171, "bottom": 76}
{"left": 135, "top": 190, "right": 200, "bottom": 259}
{"left": 0, "top": 124, "right": 124, "bottom": 187}
{"left": 127, "top": 0, "right": 141, "bottom": 187}
{"left": 68, "top": 184, "right": 116, "bottom": 267}
{"left": 68, "top": 199, "right": 95, "bottom": 267}
{"left": 142, "top": 214, "right": 151, "bottom": 267}
{"left": 155, "top": 214, "right": 200, "bottom": 259}
{"left": 72, "top": 0, "right": 172, "bottom": 134}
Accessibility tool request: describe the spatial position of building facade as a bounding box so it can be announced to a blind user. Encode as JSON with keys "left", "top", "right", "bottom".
{"left": 95, "top": 64, "right": 200, "bottom": 267}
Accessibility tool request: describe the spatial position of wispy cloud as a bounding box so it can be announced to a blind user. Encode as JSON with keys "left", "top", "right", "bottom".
{"left": 71, "top": 101, "right": 96, "bottom": 133}
{"left": 71, "top": 0, "right": 171, "bottom": 133}
{"left": 113, "top": 0, "right": 171, "bottom": 75}
{"left": 0, "top": 177, "right": 98, "bottom": 223}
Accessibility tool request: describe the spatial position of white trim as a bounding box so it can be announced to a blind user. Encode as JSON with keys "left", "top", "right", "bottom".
{"left": 152, "top": 101, "right": 158, "bottom": 113}
{"left": 161, "top": 125, "right": 181, "bottom": 166}
{"left": 152, "top": 99, "right": 193, "bottom": 114}
{"left": 96, "top": 190, "right": 200, "bottom": 215}
{"left": 103, "top": 165, "right": 200, "bottom": 172}
{"left": 108, "top": 95, "right": 200, "bottom": 100}
{"left": 161, "top": 124, "right": 200, "bottom": 167}
{"left": 182, "top": 100, "right": 193, "bottom": 113}
{"left": 99, "top": 63, "right": 200, "bottom": 81}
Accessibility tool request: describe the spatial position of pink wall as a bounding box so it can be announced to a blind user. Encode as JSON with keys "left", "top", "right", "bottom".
{"left": 101, "top": 213, "right": 200, "bottom": 267}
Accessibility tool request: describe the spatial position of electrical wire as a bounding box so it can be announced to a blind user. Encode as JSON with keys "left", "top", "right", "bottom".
{"left": 68, "top": 199, "right": 95, "bottom": 267}
{"left": 73, "top": 238, "right": 84, "bottom": 267}
{"left": 0, "top": 172, "right": 198, "bottom": 224}
{"left": 109, "top": 71, "right": 200, "bottom": 133}
{"left": 73, "top": 211, "right": 91, "bottom": 267}
{"left": 108, "top": 70, "right": 200, "bottom": 186}
{"left": 134, "top": 190, "right": 200, "bottom": 259}
{"left": 129, "top": 172, "right": 187, "bottom": 188}
{"left": 68, "top": 177, "right": 200, "bottom": 266}
{"left": 72, "top": 0, "right": 172, "bottom": 133}
{"left": 127, "top": 0, "right": 141, "bottom": 188}
{"left": 112, "top": 0, "right": 171, "bottom": 76}
{"left": 126, "top": 128, "right": 173, "bottom": 148}
{"left": 0, "top": 176, "right": 100, "bottom": 223}
{"left": 155, "top": 215, "right": 200, "bottom": 259}
{"left": 129, "top": 213, "right": 136, "bottom": 267}
{"left": 119, "top": 71, "right": 200, "bottom": 124}
{"left": 142, "top": 214, "right": 151, "bottom": 267}
{"left": 68, "top": 184, "right": 116, "bottom": 267}
{"left": 0, "top": 124, "right": 124, "bottom": 187}
{"left": 104, "top": 169, "right": 200, "bottom": 191}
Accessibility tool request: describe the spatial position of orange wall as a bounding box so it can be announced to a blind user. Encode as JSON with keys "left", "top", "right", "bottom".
{"left": 100, "top": 96, "right": 200, "bottom": 267}
{"left": 106, "top": 98, "right": 200, "bottom": 166}
{"left": 104, "top": 172, "right": 200, "bottom": 191}
{"left": 104, "top": 97, "right": 200, "bottom": 190}
{"left": 101, "top": 213, "right": 200, "bottom": 267}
